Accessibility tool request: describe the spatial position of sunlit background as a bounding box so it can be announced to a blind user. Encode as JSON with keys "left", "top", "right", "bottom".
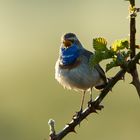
{"left": 0, "top": 0, "right": 140, "bottom": 140}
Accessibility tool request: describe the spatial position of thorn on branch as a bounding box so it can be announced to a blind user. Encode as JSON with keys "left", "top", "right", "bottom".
{"left": 130, "top": 70, "right": 140, "bottom": 97}
{"left": 136, "top": 8, "right": 140, "bottom": 12}
{"left": 71, "top": 129, "right": 77, "bottom": 134}
{"left": 136, "top": 45, "right": 140, "bottom": 49}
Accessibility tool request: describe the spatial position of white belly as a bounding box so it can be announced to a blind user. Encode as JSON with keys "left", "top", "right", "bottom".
{"left": 55, "top": 58, "right": 104, "bottom": 92}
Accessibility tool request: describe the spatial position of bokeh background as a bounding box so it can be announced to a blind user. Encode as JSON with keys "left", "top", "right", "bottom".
{"left": 0, "top": 0, "right": 140, "bottom": 140}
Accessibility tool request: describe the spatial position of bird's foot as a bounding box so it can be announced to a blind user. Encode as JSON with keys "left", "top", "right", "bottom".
{"left": 73, "top": 108, "right": 83, "bottom": 119}
{"left": 88, "top": 101, "right": 104, "bottom": 112}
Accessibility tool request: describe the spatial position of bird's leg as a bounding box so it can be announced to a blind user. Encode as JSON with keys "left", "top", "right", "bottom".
{"left": 88, "top": 88, "right": 93, "bottom": 107}
{"left": 80, "top": 91, "right": 86, "bottom": 112}
{"left": 90, "top": 88, "right": 93, "bottom": 102}
{"left": 89, "top": 88, "right": 104, "bottom": 111}
{"left": 74, "top": 91, "right": 86, "bottom": 118}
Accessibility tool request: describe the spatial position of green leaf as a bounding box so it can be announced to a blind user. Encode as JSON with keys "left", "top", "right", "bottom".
{"left": 89, "top": 50, "right": 114, "bottom": 68}
{"left": 102, "top": 49, "right": 114, "bottom": 59}
{"left": 89, "top": 49, "right": 115, "bottom": 68}
{"left": 89, "top": 53, "right": 103, "bottom": 67}
{"left": 111, "top": 39, "right": 129, "bottom": 52}
{"left": 91, "top": 37, "right": 130, "bottom": 71}
{"left": 106, "top": 61, "right": 117, "bottom": 72}
{"left": 93, "top": 37, "right": 107, "bottom": 51}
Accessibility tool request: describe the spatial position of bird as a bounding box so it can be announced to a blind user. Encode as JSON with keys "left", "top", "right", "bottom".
{"left": 55, "top": 33, "right": 107, "bottom": 115}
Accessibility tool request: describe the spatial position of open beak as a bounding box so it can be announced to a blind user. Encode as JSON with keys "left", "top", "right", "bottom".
{"left": 63, "top": 40, "right": 72, "bottom": 47}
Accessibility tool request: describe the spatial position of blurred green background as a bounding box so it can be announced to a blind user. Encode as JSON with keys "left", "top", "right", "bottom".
{"left": 0, "top": 0, "right": 140, "bottom": 140}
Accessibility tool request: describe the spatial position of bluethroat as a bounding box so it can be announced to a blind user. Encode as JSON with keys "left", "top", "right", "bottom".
{"left": 55, "top": 33, "right": 107, "bottom": 114}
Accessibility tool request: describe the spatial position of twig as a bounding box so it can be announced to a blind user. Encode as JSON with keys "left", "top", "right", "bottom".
{"left": 48, "top": 52, "right": 140, "bottom": 140}
{"left": 129, "top": 0, "right": 140, "bottom": 97}
{"left": 48, "top": 119, "right": 56, "bottom": 140}
{"left": 130, "top": 0, "right": 136, "bottom": 58}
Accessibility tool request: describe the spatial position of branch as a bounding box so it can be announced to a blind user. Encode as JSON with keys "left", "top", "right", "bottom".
{"left": 130, "top": 0, "right": 136, "bottom": 59}
{"left": 129, "top": 0, "right": 140, "bottom": 97}
{"left": 48, "top": 52, "right": 140, "bottom": 140}
{"left": 48, "top": 1, "right": 140, "bottom": 139}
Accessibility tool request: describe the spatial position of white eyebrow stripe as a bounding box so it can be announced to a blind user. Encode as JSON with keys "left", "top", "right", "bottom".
{"left": 62, "top": 54, "right": 74, "bottom": 58}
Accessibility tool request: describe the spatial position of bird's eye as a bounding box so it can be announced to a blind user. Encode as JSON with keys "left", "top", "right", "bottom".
{"left": 62, "top": 37, "right": 76, "bottom": 47}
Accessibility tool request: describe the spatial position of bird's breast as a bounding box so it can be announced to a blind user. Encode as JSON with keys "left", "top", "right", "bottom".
{"left": 60, "top": 44, "right": 80, "bottom": 66}
{"left": 55, "top": 56, "right": 104, "bottom": 92}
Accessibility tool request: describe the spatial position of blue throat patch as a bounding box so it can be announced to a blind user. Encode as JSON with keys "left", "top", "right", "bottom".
{"left": 61, "top": 44, "right": 80, "bottom": 65}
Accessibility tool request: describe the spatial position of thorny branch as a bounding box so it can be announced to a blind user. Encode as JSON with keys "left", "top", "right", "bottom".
{"left": 48, "top": 0, "right": 140, "bottom": 139}
{"left": 48, "top": 52, "right": 140, "bottom": 140}
{"left": 129, "top": 0, "right": 140, "bottom": 97}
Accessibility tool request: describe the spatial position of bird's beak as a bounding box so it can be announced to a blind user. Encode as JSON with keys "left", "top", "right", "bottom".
{"left": 63, "top": 40, "right": 72, "bottom": 47}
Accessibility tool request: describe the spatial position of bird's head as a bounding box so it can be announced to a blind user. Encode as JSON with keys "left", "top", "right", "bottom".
{"left": 61, "top": 33, "right": 79, "bottom": 48}
{"left": 59, "top": 33, "right": 82, "bottom": 65}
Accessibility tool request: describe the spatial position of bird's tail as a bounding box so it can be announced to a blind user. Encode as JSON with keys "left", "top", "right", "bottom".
{"left": 95, "top": 78, "right": 110, "bottom": 90}
{"left": 95, "top": 83, "right": 107, "bottom": 90}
